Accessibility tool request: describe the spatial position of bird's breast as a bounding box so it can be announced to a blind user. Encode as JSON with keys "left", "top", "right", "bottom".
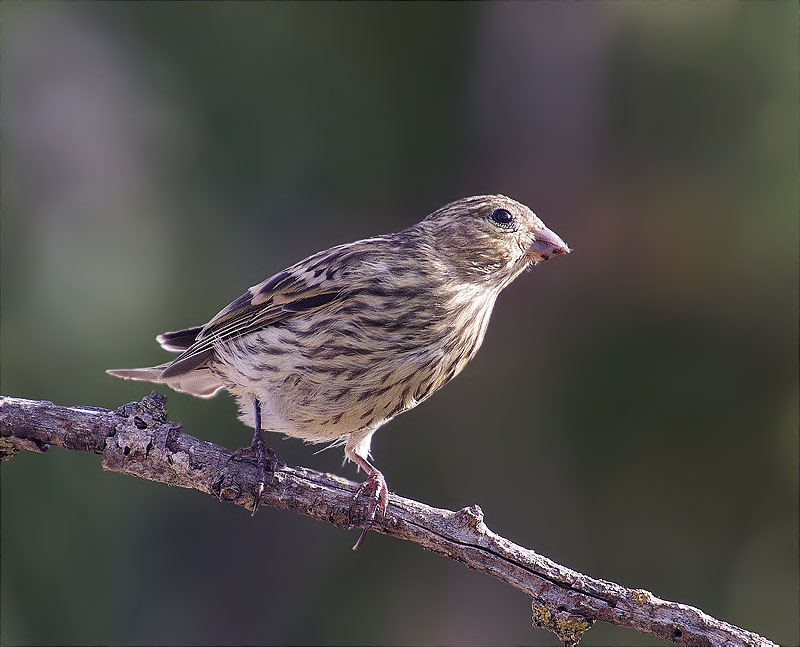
{"left": 213, "top": 283, "right": 498, "bottom": 442}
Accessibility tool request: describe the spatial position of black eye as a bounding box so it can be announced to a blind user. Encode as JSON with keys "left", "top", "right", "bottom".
{"left": 489, "top": 208, "right": 514, "bottom": 228}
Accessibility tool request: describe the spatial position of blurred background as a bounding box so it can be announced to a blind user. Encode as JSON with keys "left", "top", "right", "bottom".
{"left": 1, "top": 2, "right": 797, "bottom": 645}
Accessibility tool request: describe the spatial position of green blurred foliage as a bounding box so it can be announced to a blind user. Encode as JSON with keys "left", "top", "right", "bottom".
{"left": 2, "top": 2, "right": 797, "bottom": 646}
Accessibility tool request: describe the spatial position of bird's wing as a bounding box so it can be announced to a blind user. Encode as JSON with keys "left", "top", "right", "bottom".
{"left": 159, "top": 240, "right": 379, "bottom": 378}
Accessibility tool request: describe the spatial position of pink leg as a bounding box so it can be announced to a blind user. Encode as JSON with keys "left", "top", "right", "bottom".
{"left": 346, "top": 448, "right": 389, "bottom": 550}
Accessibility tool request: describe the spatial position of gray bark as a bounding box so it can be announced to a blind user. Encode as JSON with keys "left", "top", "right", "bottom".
{"left": 0, "top": 392, "right": 777, "bottom": 647}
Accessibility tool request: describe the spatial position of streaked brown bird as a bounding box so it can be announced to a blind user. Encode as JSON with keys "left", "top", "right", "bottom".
{"left": 108, "top": 194, "right": 570, "bottom": 548}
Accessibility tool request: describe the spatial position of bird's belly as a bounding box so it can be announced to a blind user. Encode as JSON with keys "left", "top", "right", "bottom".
{"left": 211, "top": 302, "right": 489, "bottom": 442}
{"left": 211, "top": 330, "right": 433, "bottom": 442}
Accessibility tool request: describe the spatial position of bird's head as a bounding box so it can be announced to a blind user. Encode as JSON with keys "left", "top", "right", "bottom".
{"left": 418, "top": 195, "right": 570, "bottom": 291}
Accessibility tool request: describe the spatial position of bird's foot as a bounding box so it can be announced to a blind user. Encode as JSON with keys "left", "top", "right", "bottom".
{"left": 224, "top": 433, "right": 282, "bottom": 515}
{"left": 350, "top": 469, "right": 389, "bottom": 550}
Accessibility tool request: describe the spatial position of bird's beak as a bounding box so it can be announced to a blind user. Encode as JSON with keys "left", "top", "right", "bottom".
{"left": 528, "top": 226, "right": 570, "bottom": 262}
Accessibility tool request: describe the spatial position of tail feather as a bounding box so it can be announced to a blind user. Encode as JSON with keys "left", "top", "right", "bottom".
{"left": 156, "top": 326, "right": 203, "bottom": 352}
{"left": 106, "top": 364, "right": 224, "bottom": 399}
{"left": 110, "top": 325, "right": 224, "bottom": 398}
{"left": 107, "top": 365, "right": 171, "bottom": 381}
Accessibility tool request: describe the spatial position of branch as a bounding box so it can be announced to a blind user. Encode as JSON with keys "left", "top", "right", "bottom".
{"left": 0, "top": 393, "right": 776, "bottom": 647}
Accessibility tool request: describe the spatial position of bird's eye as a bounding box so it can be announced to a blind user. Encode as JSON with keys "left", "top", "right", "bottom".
{"left": 489, "top": 208, "right": 514, "bottom": 228}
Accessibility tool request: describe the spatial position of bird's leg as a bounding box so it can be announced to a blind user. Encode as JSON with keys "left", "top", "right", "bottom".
{"left": 228, "top": 398, "right": 280, "bottom": 515}
{"left": 347, "top": 451, "right": 389, "bottom": 551}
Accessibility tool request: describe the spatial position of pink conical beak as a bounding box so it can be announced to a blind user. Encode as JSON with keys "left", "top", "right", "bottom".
{"left": 529, "top": 226, "right": 570, "bottom": 261}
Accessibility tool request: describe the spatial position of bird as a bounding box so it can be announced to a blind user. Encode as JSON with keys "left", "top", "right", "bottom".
{"left": 107, "top": 194, "right": 570, "bottom": 548}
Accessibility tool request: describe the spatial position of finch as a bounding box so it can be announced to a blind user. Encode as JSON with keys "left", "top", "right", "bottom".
{"left": 108, "top": 194, "right": 570, "bottom": 548}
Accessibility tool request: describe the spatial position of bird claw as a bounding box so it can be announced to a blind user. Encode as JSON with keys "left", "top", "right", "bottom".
{"left": 223, "top": 435, "right": 282, "bottom": 515}
{"left": 350, "top": 470, "right": 389, "bottom": 550}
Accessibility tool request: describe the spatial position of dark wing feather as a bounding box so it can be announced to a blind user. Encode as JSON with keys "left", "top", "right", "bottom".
{"left": 158, "top": 241, "right": 380, "bottom": 379}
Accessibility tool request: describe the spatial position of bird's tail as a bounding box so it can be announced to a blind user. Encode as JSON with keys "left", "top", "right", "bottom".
{"left": 108, "top": 324, "right": 224, "bottom": 397}
{"left": 156, "top": 326, "right": 204, "bottom": 352}
{"left": 107, "top": 365, "right": 171, "bottom": 382}
{"left": 107, "top": 360, "right": 224, "bottom": 399}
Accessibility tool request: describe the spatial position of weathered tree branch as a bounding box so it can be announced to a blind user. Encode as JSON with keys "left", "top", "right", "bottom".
{"left": 0, "top": 393, "right": 776, "bottom": 647}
